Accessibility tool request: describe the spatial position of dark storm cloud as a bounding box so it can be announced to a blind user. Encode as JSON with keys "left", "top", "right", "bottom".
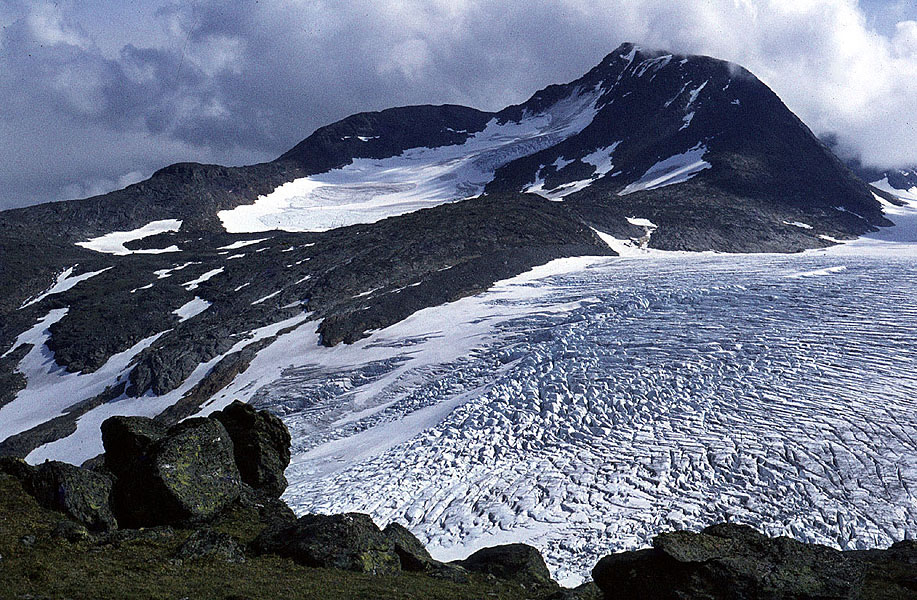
{"left": 2, "top": 0, "right": 917, "bottom": 209}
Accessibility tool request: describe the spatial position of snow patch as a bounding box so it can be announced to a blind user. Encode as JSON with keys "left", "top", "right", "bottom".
{"left": 619, "top": 144, "right": 711, "bottom": 195}
{"left": 20, "top": 266, "right": 112, "bottom": 309}
{"left": 525, "top": 142, "right": 621, "bottom": 201}
{"left": 182, "top": 268, "right": 224, "bottom": 291}
{"left": 0, "top": 308, "right": 167, "bottom": 450}
{"left": 252, "top": 290, "right": 281, "bottom": 305}
{"left": 218, "top": 86, "right": 603, "bottom": 232}
{"left": 783, "top": 221, "right": 813, "bottom": 230}
{"left": 76, "top": 219, "right": 182, "bottom": 255}
{"left": 173, "top": 297, "right": 211, "bottom": 322}
{"left": 218, "top": 238, "right": 271, "bottom": 250}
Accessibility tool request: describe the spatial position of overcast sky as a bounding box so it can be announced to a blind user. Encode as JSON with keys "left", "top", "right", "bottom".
{"left": 2, "top": 0, "right": 916, "bottom": 210}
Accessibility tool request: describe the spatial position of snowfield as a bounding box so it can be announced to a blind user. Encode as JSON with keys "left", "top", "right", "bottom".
{"left": 218, "top": 86, "right": 605, "bottom": 232}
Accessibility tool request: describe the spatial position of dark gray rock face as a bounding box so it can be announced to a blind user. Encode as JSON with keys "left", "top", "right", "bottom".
{"left": 252, "top": 512, "right": 401, "bottom": 575}
{"left": 455, "top": 543, "right": 554, "bottom": 587}
{"left": 102, "top": 416, "right": 241, "bottom": 527}
{"left": 100, "top": 416, "right": 166, "bottom": 477}
{"left": 28, "top": 461, "right": 116, "bottom": 531}
{"left": 175, "top": 528, "right": 246, "bottom": 563}
{"left": 591, "top": 523, "right": 917, "bottom": 600}
{"left": 212, "top": 401, "right": 291, "bottom": 497}
{"left": 382, "top": 522, "right": 436, "bottom": 572}
{"left": 51, "top": 519, "right": 91, "bottom": 543}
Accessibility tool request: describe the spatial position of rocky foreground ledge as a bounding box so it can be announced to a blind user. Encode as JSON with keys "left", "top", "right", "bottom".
{"left": 0, "top": 402, "right": 914, "bottom": 599}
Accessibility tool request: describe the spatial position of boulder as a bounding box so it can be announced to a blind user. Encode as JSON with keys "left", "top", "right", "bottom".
{"left": 0, "top": 456, "right": 35, "bottom": 482}
{"left": 237, "top": 483, "right": 297, "bottom": 530}
{"left": 591, "top": 523, "right": 917, "bottom": 600}
{"left": 252, "top": 512, "right": 401, "bottom": 575}
{"left": 455, "top": 543, "right": 554, "bottom": 587}
{"left": 28, "top": 461, "right": 116, "bottom": 531}
{"left": 382, "top": 522, "right": 435, "bottom": 571}
{"left": 381, "top": 522, "right": 470, "bottom": 582}
{"left": 212, "top": 401, "right": 291, "bottom": 497}
{"left": 175, "top": 529, "right": 246, "bottom": 563}
{"left": 103, "top": 416, "right": 241, "bottom": 526}
{"left": 51, "top": 519, "right": 91, "bottom": 543}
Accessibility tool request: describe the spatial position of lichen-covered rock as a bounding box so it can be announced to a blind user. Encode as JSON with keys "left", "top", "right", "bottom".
{"left": 175, "top": 528, "right": 246, "bottom": 563}
{"left": 0, "top": 456, "right": 34, "bottom": 482}
{"left": 51, "top": 519, "right": 91, "bottom": 543}
{"left": 381, "top": 523, "right": 470, "bottom": 581}
{"left": 100, "top": 416, "right": 165, "bottom": 477}
{"left": 252, "top": 512, "right": 400, "bottom": 575}
{"left": 591, "top": 523, "right": 917, "bottom": 600}
{"left": 211, "top": 401, "right": 290, "bottom": 497}
{"left": 28, "top": 461, "right": 116, "bottom": 531}
{"left": 151, "top": 418, "right": 241, "bottom": 521}
{"left": 237, "top": 483, "right": 296, "bottom": 530}
{"left": 455, "top": 543, "right": 554, "bottom": 587}
{"left": 383, "top": 522, "right": 435, "bottom": 571}
{"left": 103, "top": 416, "right": 241, "bottom": 526}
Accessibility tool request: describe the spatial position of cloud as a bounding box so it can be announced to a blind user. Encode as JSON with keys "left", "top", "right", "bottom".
{"left": 1, "top": 0, "right": 916, "bottom": 209}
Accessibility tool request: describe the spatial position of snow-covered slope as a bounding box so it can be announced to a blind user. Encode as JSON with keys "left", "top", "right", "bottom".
{"left": 219, "top": 87, "right": 603, "bottom": 232}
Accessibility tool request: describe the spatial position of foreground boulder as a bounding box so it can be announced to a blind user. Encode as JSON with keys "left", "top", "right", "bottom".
{"left": 383, "top": 522, "right": 436, "bottom": 572}
{"left": 455, "top": 543, "right": 554, "bottom": 588}
{"left": 212, "top": 400, "right": 291, "bottom": 497}
{"left": 102, "top": 416, "right": 241, "bottom": 526}
{"left": 175, "top": 528, "right": 246, "bottom": 563}
{"left": 592, "top": 523, "right": 917, "bottom": 600}
{"left": 25, "top": 461, "right": 116, "bottom": 531}
{"left": 252, "top": 512, "right": 401, "bottom": 575}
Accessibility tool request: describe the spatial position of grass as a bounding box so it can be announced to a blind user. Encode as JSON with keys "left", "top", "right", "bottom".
{"left": 0, "top": 475, "right": 554, "bottom": 600}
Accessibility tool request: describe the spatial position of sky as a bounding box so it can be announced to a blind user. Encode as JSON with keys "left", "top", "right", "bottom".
{"left": 2, "top": 0, "right": 917, "bottom": 210}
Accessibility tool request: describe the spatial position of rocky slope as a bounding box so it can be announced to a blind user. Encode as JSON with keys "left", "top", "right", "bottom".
{"left": 0, "top": 43, "right": 894, "bottom": 460}
{"left": 1, "top": 402, "right": 913, "bottom": 599}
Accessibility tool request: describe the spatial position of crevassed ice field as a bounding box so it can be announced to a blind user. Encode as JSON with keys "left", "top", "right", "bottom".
{"left": 226, "top": 200, "right": 917, "bottom": 585}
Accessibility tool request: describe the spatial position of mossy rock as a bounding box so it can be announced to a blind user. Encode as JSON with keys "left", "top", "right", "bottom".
{"left": 383, "top": 522, "right": 435, "bottom": 572}
{"left": 212, "top": 401, "right": 291, "bottom": 497}
{"left": 455, "top": 543, "right": 555, "bottom": 588}
{"left": 175, "top": 528, "right": 246, "bottom": 563}
{"left": 104, "top": 416, "right": 241, "bottom": 526}
{"left": 592, "top": 523, "right": 917, "bottom": 600}
{"left": 28, "top": 460, "right": 116, "bottom": 531}
{"left": 252, "top": 512, "right": 401, "bottom": 575}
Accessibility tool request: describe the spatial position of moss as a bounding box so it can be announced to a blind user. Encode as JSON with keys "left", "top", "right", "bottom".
{"left": 0, "top": 475, "right": 545, "bottom": 599}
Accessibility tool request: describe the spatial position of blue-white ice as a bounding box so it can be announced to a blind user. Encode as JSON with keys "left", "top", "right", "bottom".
{"left": 273, "top": 214, "right": 917, "bottom": 585}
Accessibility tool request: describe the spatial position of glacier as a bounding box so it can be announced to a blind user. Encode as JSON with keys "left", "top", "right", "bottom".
{"left": 267, "top": 203, "right": 917, "bottom": 586}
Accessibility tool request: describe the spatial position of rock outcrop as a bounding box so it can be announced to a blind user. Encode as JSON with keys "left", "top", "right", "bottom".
{"left": 103, "top": 416, "right": 241, "bottom": 527}
{"left": 592, "top": 523, "right": 917, "bottom": 600}
{"left": 212, "top": 400, "right": 291, "bottom": 497}
{"left": 455, "top": 543, "right": 555, "bottom": 588}
{"left": 0, "top": 458, "right": 117, "bottom": 531}
{"left": 252, "top": 512, "right": 402, "bottom": 575}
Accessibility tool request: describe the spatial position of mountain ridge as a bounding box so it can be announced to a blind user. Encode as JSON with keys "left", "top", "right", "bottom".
{"left": 0, "top": 42, "right": 900, "bottom": 462}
